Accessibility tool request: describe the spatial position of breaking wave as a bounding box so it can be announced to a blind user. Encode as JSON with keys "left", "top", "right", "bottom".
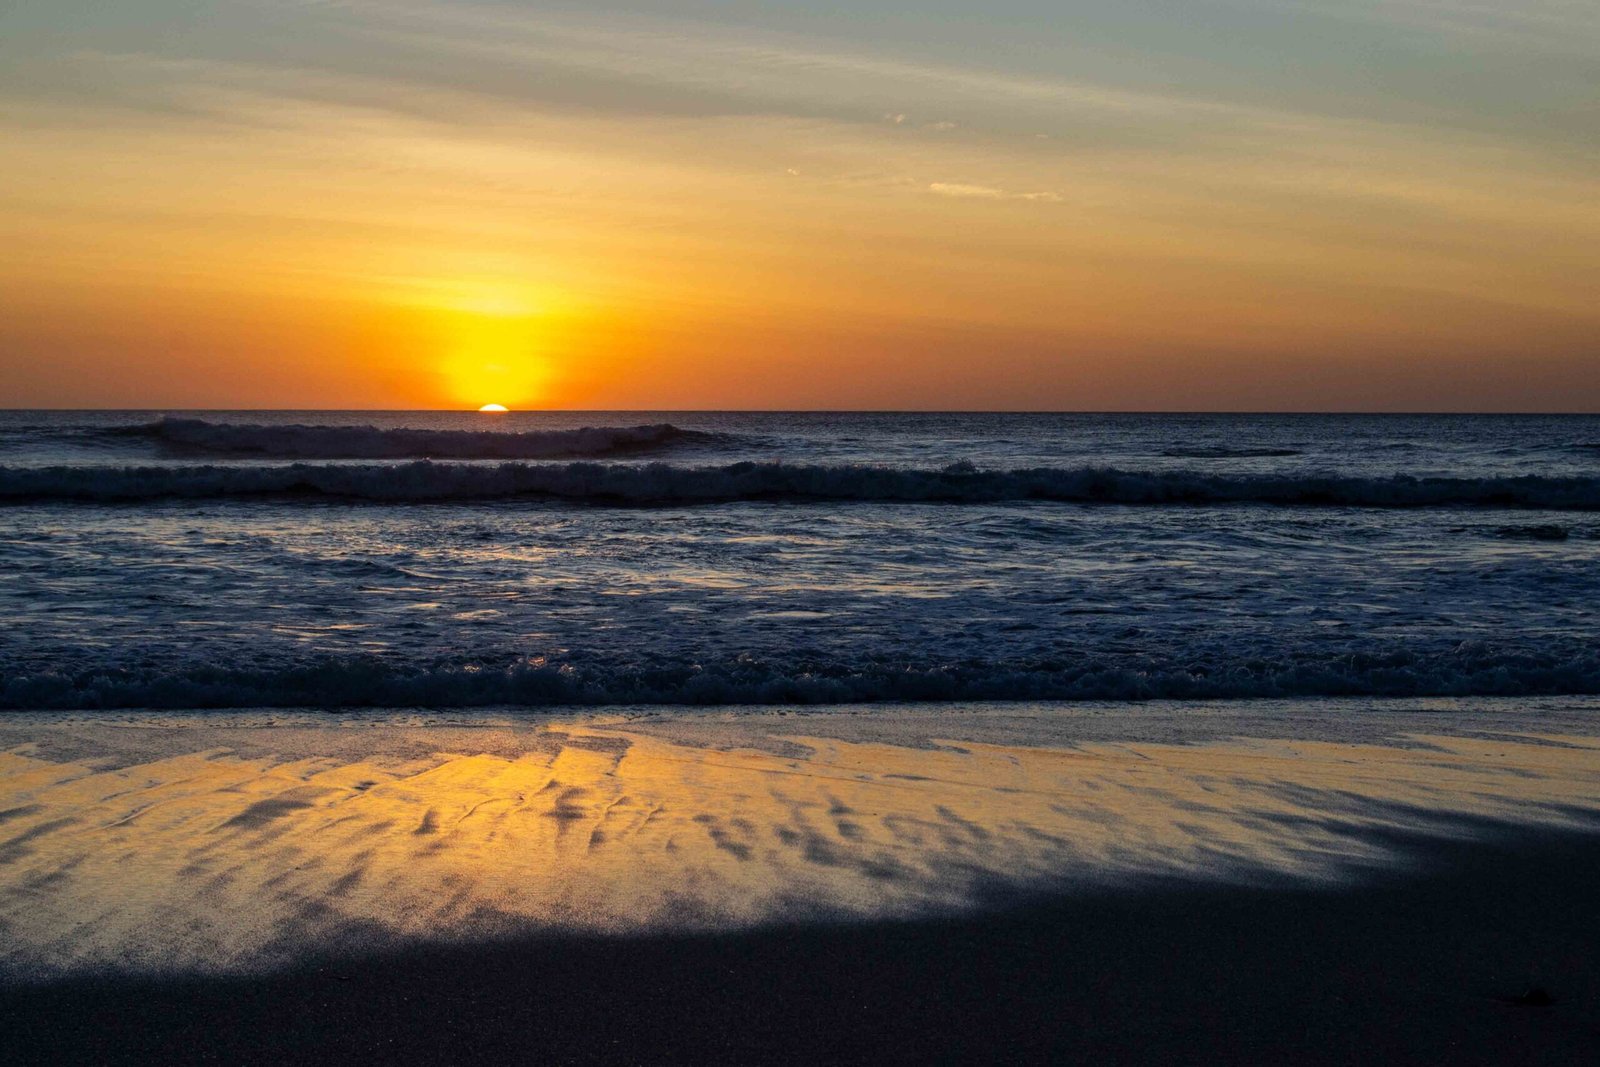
{"left": 6, "top": 642, "right": 1600, "bottom": 710}
{"left": 113, "top": 417, "right": 721, "bottom": 459}
{"left": 6, "top": 461, "right": 1600, "bottom": 508}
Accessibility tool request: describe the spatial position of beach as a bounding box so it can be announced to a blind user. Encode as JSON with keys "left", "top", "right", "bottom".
{"left": 8, "top": 0, "right": 1600, "bottom": 1056}
{"left": 3, "top": 699, "right": 1599, "bottom": 1063}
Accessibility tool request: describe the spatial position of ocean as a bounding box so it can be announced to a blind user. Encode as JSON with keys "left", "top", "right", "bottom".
{"left": 3, "top": 410, "right": 1599, "bottom": 710}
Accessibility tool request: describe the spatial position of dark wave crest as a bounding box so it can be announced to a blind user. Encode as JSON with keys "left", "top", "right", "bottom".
{"left": 109, "top": 417, "right": 723, "bottom": 459}
{"left": 5, "top": 640, "right": 1600, "bottom": 710}
{"left": 1159, "top": 447, "right": 1303, "bottom": 459}
{"left": 6, "top": 460, "right": 1600, "bottom": 509}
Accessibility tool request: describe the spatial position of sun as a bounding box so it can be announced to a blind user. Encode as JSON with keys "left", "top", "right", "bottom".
{"left": 435, "top": 308, "right": 552, "bottom": 409}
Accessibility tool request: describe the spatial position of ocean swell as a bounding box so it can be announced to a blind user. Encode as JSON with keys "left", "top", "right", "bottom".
{"left": 6, "top": 460, "right": 1600, "bottom": 508}
{"left": 119, "top": 417, "right": 719, "bottom": 459}
{"left": 1159, "top": 447, "right": 1303, "bottom": 459}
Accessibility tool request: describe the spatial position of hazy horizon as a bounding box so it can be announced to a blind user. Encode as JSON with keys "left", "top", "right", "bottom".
{"left": 7, "top": 407, "right": 1600, "bottom": 416}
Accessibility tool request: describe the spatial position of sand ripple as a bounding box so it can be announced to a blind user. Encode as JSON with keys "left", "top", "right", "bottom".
{"left": 2, "top": 714, "right": 1598, "bottom": 979}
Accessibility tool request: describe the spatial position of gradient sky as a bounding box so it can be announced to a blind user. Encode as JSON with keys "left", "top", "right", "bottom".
{"left": 2, "top": 1, "right": 1596, "bottom": 409}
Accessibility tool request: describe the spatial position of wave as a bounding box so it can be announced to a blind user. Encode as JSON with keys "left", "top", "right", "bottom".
{"left": 1491, "top": 524, "right": 1571, "bottom": 542}
{"left": 1159, "top": 447, "right": 1303, "bottom": 459}
{"left": 112, "top": 417, "right": 721, "bottom": 459}
{"left": 7, "top": 460, "right": 1600, "bottom": 509}
{"left": 6, "top": 642, "right": 1600, "bottom": 709}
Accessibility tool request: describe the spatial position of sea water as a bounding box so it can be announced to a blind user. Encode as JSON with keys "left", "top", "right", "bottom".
{"left": 2, "top": 411, "right": 1598, "bottom": 708}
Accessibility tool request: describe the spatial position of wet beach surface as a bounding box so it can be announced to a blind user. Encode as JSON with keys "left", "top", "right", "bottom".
{"left": 2, "top": 701, "right": 1599, "bottom": 1063}
{"left": 5, "top": 823, "right": 1600, "bottom": 1065}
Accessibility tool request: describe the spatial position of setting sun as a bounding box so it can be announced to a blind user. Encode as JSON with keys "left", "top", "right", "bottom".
{"left": 478, "top": 404, "right": 509, "bottom": 413}
{"left": 432, "top": 307, "right": 556, "bottom": 409}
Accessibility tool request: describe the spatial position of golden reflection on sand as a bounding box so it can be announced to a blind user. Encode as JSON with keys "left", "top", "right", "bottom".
{"left": 2, "top": 723, "right": 1599, "bottom": 978}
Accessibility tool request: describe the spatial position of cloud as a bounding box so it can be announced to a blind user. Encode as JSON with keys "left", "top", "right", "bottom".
{"left": 925, "top": 121, "right": 957, "bottom": 131}
{"left": 929, "top": 183, "right": 1004, "bottom": 199}
{"left": 1259, "top": 0, "right": 1600, "bottom": 50}
{"left": 930, "top": 183, "right": 1060, "bottom": 202}
{"left": 351, "top": 5, "right": 1300, "bottom": 132}
{"left": 14, "top": 3, "right": 1594, "bottom": 271}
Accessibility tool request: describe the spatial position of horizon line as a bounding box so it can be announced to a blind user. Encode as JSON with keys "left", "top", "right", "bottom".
{"left": 3, "top": 408, "right": 1600, "bottom": 417}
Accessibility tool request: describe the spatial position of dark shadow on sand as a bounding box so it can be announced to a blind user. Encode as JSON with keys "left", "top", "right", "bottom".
{"left": 4, "top": 818, "right": 1600, "bottom": 1065}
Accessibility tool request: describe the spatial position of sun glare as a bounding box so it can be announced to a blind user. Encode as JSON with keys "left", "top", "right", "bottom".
{"left": 435, "top": 304, "right": 552, "bottom": 409}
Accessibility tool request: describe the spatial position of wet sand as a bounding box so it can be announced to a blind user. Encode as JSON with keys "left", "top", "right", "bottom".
{"left": 3, "top": 700, "right": 1600, "bottom": 1063}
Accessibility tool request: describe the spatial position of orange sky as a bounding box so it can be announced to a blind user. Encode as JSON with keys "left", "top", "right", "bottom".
{"left": 2, "top": 2, "right": 1597, "bottom": 410}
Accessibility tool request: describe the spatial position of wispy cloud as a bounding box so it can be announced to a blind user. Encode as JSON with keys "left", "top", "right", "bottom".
{"left": 929, "top": 183, "right": 1060, "bottom": 202}
{"left": 4, "top": 1, "right": 1596, "bottom": 323}
{"left": 342, "top": 2, "right": 1307, "bottom": 131}
{"left": 1253, "top": 0, "right": 1600, "bottom": 49}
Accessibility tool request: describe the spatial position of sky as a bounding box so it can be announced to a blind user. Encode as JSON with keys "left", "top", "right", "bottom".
{"left": 1, "top": 0, "right": 1596, "bottom": 410}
